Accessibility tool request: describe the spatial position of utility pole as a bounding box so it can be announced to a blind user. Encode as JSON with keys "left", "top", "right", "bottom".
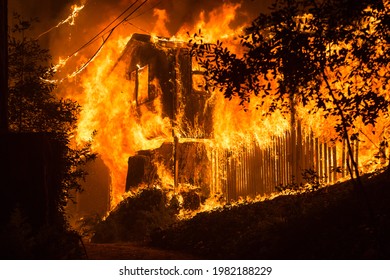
{"left": 0, "top": 0, "right": 8, "bottom": 134}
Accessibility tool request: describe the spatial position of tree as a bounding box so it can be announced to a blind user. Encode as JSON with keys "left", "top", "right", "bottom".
{"left": 8, "top": 14, "right": 96, "bottom": 209}
{"left": 0, "top": 15, "right": 95, "bottom": 259}
{"left": 190, "top": 0, "right": 390, "bottom": 188}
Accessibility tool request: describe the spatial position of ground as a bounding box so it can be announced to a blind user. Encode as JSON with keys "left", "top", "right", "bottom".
{"left": 85, "top": 170, "right": 390, "bottom": 259}
{"left": 84, "top": 242, "right": 197, "bottom": 260}
{"left": 150, "top": 170, "right": 390, "bottom": 259}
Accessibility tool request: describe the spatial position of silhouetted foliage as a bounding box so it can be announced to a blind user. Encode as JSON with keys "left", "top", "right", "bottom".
{"left": 8, "top": 14, "right": 96, "bottom": 210}
{"left": 152, "top": 171, "right": 390, "bottom": 259}
{"left": 92, "top": 186, "right": 179, "bottom": 243}
{"left": 0, "top": 206, "right": 84, "bottom": 259}
{"left": 91, "top": 185, "right": 208, "bottom": 243}
{"left": 190, "top": 0, "right": 390, "bottom": 185}
{"left": 2, "top": 15, "right": 95, "bottom": 259}
{"left": 276, "top": 168, "right": 324, "bottom": 192}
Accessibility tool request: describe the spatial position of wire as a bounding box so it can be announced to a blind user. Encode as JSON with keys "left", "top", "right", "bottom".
{"left": 36, "top": 2, "right": 87, "bottom": 39}
{"left": 68, "top": 0, "right": 142, "bottom": 58}
{"left": 126, "top": 0, "right": 163, "bottom": 21}
{"left": 77, "top": 0, "right": 149, "bottom": 62}
{"left": 125, "top": 22, "right": 151, "bottom": 35}
{"left": 121, "top": 0, "right": 164, "bottom": 34}
{"left": 69, "top": 29, "right": 115, "bottom": 78}
{"left": 55, "top": 0, "right": 150, "bottom": 81}
{"left": 110, "top": 0, "right": 149, "bottom": 32}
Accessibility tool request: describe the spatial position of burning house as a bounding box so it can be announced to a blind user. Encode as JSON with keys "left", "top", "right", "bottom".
{"left": 120, "top": 33, "right": 214, "bottom": 197}
{"left": 69, "top": 3, "right": 388, "bottom": 210}
{"left": 105, "top": 33, "right": 363, "bottom": 204}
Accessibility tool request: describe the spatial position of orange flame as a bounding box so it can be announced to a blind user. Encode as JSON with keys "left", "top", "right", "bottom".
{"left": 56, "top": 2, "right": 389, "bottom": 212}
{"left": 37, "top": 4, "right": 85, "bottom": 39}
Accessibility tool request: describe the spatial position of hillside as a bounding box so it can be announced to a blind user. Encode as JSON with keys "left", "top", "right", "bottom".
{"left": 150, "top": 170, "right": 390, "bottom": 259}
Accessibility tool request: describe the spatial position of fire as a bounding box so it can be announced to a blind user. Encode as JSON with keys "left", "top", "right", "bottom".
{"left": 51, "top": 1, "right": 389, "bottom": 213}
{"left": 67, "top": 4, "right": 86, "bottom": 26}
{"left": 74, "top": 32, "right": 183, "bottom": 205}
{"left": 152, "top": 9, "right": 170, "bottom": 37}
{"left": 65, "top": 3, "right": 259, "bottom": 207}
{"left": 175, "top": 3, "right": 245, "bottom": 55}
{"left": 37, "top": 3, "right": 85, "bottom": 39}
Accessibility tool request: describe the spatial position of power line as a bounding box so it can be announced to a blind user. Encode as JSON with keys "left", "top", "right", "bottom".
{"left": 126, "top": 0, "right": 163, "bottom": 22}
{"left": 122, "top": 0, "right": 164, "bottom": 35}
{"left": 68, "top": 29, "right": 115, "bottom": 78}
{"left": 54, "top": 0, "right": 150, "bottom": 81}
{"left": 68, "top": 0, "right": 143, "bottom": 58}
{"left": 36, "top": 3, "right": 86, "bottom": 40}
{"left": 125, "top": 22, "right": 151, "bottom": 35}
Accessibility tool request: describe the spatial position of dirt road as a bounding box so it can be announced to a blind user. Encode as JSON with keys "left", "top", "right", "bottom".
{"left": 84, "top": 242, "right": 198, "bottom": 260}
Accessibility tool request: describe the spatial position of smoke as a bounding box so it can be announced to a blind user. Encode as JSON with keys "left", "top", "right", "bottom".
{"left": 7, "top": 0, "right": 274, "bottom": 111}
{"left": 153, "top": 8, "right": 170, "bottom": 37}
{"left": 10, "top": 0, "right": 272, "bottom": 56}
{"left": 155, "top": 0, "right": 272, "bottom": 34}
{"left": 9, "top": 0, "right": 274, "bottom": 207}
{"left": 7, "top": 0, "right": 275, "bottom": 113}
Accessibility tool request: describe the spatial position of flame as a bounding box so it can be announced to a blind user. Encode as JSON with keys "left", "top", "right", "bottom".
{"left": 175, "top": 3, "right": 245, "bottom": 55}
{"left": 152, "top": 9, "right": 170, "bottom": 37}
{"left": 68, "top": 3, "right": 253, "bottom": 207}
{"left": 67, "top": 4, "right": 86, "bottom": 26}
{"left": 54, "top": 1, "right": 389, "bottom": 214}
{"left": 37, "top": 4, "right": 85, "bottom": 39}
{"left": 73, "top": 33, "right": 175, "bottom": 205}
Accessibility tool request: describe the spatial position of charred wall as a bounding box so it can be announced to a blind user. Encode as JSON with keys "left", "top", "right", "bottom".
{"left": 118, "top": 34, "right": 213, "bottom": 137}
{"left": 126, "top": 141, "right": 212, "bottom": 196}
{"left": 119, "top": 34, "right": 176, "bottom": 119}
{"left": 122, "top": 34, "right": 215, "bottom": 197}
